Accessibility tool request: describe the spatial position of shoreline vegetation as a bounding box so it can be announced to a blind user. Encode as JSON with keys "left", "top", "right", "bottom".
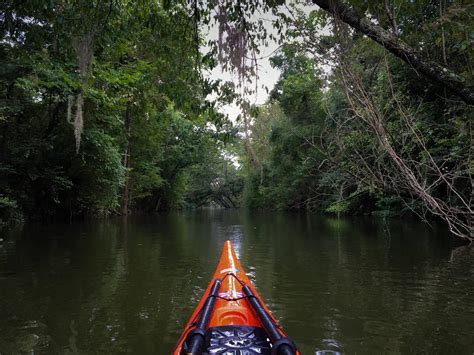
{"left": 0, "top": 1, "right": 472, "bottom": 242}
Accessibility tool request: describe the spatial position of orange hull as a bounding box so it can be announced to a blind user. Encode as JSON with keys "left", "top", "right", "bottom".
{"left": 173, "top": 240, "right": 298, "bottom": 354}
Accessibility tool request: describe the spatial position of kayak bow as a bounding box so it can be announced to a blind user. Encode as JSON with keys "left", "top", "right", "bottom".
{"left": 173, "top": 240, "right": 298, "bottom": 355}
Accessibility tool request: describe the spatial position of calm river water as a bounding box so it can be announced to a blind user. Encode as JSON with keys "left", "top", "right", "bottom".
{"left": 0, "top": 210, "right": 473, "bottom": 354}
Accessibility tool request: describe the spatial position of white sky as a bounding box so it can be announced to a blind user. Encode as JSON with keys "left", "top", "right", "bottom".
{"left": 203, "top": 18, "right": 282, "bottom": 121}
{"left": 202, "top": 2, "right": 320, "bottom": 121}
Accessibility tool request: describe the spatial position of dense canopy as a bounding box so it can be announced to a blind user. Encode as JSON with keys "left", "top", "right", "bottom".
{"left": 0, "top": 0, "right": 472, "bottom": 241}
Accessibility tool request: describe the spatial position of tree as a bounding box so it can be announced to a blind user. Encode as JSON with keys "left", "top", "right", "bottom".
{"left": 237, "top": 1, "right": 472, "bottom": 241}
{"left": 0, "top": 0, "right": 229, "bottom": 222}
{"left": 312, "top": 0, "right": 474, "bottom": 105}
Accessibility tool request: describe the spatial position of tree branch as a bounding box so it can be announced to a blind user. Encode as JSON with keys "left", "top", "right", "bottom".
{"left": 312, "top": 0, "right": 474, "bottom": 105}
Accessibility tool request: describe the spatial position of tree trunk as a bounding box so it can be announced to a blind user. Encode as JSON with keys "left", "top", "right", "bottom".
{"left": 312, "top": 0, "right": 474, "bottom": 105}
{"left": 121, "top": 104, "right": 132, "bottom": 216}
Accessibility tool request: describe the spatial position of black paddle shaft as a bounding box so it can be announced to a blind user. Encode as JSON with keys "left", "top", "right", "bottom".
{"left": 242, "top": 285, "right": 296, "bottom": 355}
{"left": 185, "top": 278, "right": 222, "bottom": 354}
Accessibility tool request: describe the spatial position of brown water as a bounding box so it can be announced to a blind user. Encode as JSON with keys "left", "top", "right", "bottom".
{"left": 0, "top": 210, "right": 473, "bottom": 354}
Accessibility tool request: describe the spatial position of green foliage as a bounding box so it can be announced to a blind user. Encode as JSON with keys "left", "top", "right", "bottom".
{"left": 0, "top": 195, "right": 23, "bottom": 226}
{"left": 2, "top": 0, "right": 471, "bottom": 234}
{"left": 241, "top": 0, "right": 472, "bottom": 234}
{"left": 70, "top": 128, "right": 125, "bottom": 214}
{"left": 325, "top": 200, "right": 350, "bottom": 215}
{"left": 0, "top": 0, "right": 239, "bottom": 223}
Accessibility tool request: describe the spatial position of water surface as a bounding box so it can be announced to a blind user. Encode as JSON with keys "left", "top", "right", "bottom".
{"left": 0, "top": 210, "right": 473, "bottom": 354}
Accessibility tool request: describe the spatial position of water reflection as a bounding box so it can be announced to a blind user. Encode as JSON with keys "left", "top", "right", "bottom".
{"left": 228, "top": 225, "right": 244, "bottom": 258}
{"left": 0, "top": 211, "right": 473, "bottom": 354}
{"left": 315, "top": 350, "right": 342, "bottom": 355}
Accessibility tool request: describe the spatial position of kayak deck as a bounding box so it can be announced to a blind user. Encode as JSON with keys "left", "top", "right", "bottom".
{"left": 205, "top": 326, "right": 271, "bottom": 353}
{"left": 173, "top": 240, "right": 298, "bottom": 354}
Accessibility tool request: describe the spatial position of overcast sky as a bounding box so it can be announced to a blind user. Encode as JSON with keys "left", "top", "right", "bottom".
{"left": 203, "top": 8, "right": 286, "bottom": 121}
{"left": 203, "top": 2, "right": 318, "bottom": 121}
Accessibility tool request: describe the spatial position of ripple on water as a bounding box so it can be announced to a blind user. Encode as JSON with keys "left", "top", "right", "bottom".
{"left": 1, "top": 212, "right": 473, "bottom": 354}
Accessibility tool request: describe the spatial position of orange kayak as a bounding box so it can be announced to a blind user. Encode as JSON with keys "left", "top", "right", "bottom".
{"left": 173, "top": 240, "right": 299, "bottom": 354}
